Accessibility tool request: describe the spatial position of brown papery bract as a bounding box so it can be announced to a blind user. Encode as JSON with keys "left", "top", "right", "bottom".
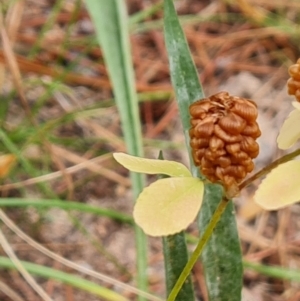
{"left": 189, "top": 91, "right": 261, "bottom": 197}
{"left": 218, "top": 112, "right": 246, "bottom": 135}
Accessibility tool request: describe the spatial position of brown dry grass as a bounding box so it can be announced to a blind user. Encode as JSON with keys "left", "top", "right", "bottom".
{"left": 0, "top": 0, "right": 300, "bottom": 300}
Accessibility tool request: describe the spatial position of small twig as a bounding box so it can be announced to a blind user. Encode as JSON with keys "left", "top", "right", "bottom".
{"left": 0, "top": 279, "right": 25, "bottom": 301}
{"left": 0, "top": 210, "right": 163, "bottom": 301}
{"left": 167, "top": 197, "right": 230, "bottom": 301}
{"left": 0, "top": 8, "right": 35, "bottom": 125}
{"left": 0, "top": 154, "right": 130, "bottom": 191}
{"left": 239, "top": 148, "right": 300, "bottom": 190}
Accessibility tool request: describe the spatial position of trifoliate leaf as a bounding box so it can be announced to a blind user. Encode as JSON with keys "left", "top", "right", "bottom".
{"left": 0, "top": 154, "right": 16, "bottom": 178}
{"left": 133, "top": 177, "right": 204, "bottom": 236}
{"left": 113, "top": 152, "right": 192, "bottom": 177}
{"left": 254, "top": 160, "right": 300, "bottom": 210}
{"left": 277, "top": 102, "right": 300, "bottom": 149}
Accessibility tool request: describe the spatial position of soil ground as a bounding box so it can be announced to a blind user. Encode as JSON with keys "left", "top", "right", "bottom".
{"left": 1, "top": 0, "right": 300, "bottom": 300}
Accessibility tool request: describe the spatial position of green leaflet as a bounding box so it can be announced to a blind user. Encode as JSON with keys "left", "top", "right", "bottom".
{"left": 113, "top": 152, "right": 192, "bottom": 178}
{"left": 163, "top": 0, "right": 243, "bottom": 300}
{"left": 133, "top": 177, "right": 204, "bottom": 236}
{"left": 254, "top": 160, "right": 300, "bottom": 210}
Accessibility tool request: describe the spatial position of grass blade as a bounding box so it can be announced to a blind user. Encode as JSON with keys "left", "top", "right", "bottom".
{"left": 0, "top": 198, "right": 133, "bottom": 224}
{"left": 129, "top": 1, "right": 163, "bottom": 25}
{"left": 85, "top": 1, "right": 147, "bottom": 298}
{"left": 163, "top": 3, "right": 204, "bottom": 151}
{"left": 199, "top": 185, "right": 243, "bottom": 300}
{"left": 0, "top": 256, "right": 129, "bottom": 301}
{"left": 244, "top": 261, "right": 300, "bottom": 282}
{"left": 0, "top": 229, "right": 53, "bottom": 301}
{"left": 163, "top": 0, "right": 243, "bottom": 300}
{"left": 163, "top": 233, "right": 194, "bottom": 301}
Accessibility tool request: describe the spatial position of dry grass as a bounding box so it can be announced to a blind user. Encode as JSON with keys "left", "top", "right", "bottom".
{"left": 0, "top": 0, "right": 299, "bottom": 300}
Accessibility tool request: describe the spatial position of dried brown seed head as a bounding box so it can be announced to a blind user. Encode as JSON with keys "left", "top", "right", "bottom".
{"left": 231, "top": 99, "right": 258, "bottom": 122}
{"left": 287, "top": 59, "right": 300, "bottom": 102}
{"left": 190, "top": 137, "right": 209, "bottom": 149}
{"left": 189, "top": 100, "right": 212, "bottom": 118}
{"left": 209, "top": 136, "right": 225, "bottom": 151}
{"left": 189, "top": 92, "right": 261, "bottom": 197}
{"left": 214, "top": 156, "right": 231, "bottom": 168}
{"left": 240, "top": 136, "right": 259, "bottom": 153}
{"left": 214, "top": 124, "right": 243, "bottom": 143}
{"left": 241, "top": 122, "right": 261, "bottom": 138}
{"left": 193, "top": 119, "right": 215, "bottom": 138}
{"left": 225, "top": 143, "right": 241, "bottom": 155}
{"left": 218, "top": 112, "right": 247, "bottom": 135}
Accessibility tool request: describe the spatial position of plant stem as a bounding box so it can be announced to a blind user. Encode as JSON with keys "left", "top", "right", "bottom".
{"left": 239, "top": 148, "right": 300, "bottom": 190}
{"left": 166, "top": 196, "right": 230, "bottom": 301}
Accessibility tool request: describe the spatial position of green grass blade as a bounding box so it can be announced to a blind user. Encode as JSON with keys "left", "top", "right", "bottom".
{"left": 199, "top": 185, "right": 243, "bottom": 300}
{"left": 163, "top": 233, "right": 194, "bottom": 301}
{"left": 0, "top": 257, "right": 129, "bottom": 301}
{"left": 244, "top": 261, "right": 300, "bottom": 282}
{"left": 0, "top": 198, "right": 133, "bottom": 224}
{"left": 28, "top": 0, "right": 65, "bottom": 58}
{"left": 85, "top": 1, "right": 143, "bottom": 156}
{"left": 163, "top": 0, "right": 243, "bottom": 300}
{"left": 85, "top": 1, "right": 147, "bottom": 298}
{"left": 163, "top": 3, "right": 204, "bottom": 148}
{"left": 129, "top": 1, "right": 163, "bottom": 25}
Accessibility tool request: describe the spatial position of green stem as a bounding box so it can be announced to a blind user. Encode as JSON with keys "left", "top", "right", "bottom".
{"left": 239, "top": 148, "right": 300, "bottom": 190}
{"left": 167, "top": 196, "right": 230, "bottom": 301}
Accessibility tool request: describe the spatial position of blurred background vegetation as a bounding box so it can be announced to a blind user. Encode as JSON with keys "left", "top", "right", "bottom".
{"left": 0, "top": 0, "right": 300, "bottom": 300}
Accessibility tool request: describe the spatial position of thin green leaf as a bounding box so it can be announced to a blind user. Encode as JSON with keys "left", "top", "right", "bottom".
{"left": 0, "top": 257, "right": 129, "bottom": 301}
{"left": 163, "top": 232, "right": 195, "bottom": 301}
{"left": 0, "top": 198, "right": 133, "bottom": 224}
{"left": 85, "top": 1, "right": 147, "bottom": 296}
{"left": 254, "top": 160, "right": 300, "bottom": 210}
{"left": 163, "top": 2, "right": 204, "bottom": 144}
{"left": 29, "top": 0, "right": 64, "bottom": 58}
{"left": 113, "top": 153, "right": 192, "bottom": 177}
{"left": 85, "top": 1, "right": 143, "bottom": 157}
{"left": 129, "top": 1, "right": 163, "bottom": 25}
{"left": 244, "top": 261, "right": 300, "bottom": 282}
{"left": 198, "top": 184, "right": 243, "bottom": 300}
{"left": 163, "top": 0, "right": 243, "bottom": 300}
{"left": 134, "top": 177, "right": 204, "bottom": 236}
